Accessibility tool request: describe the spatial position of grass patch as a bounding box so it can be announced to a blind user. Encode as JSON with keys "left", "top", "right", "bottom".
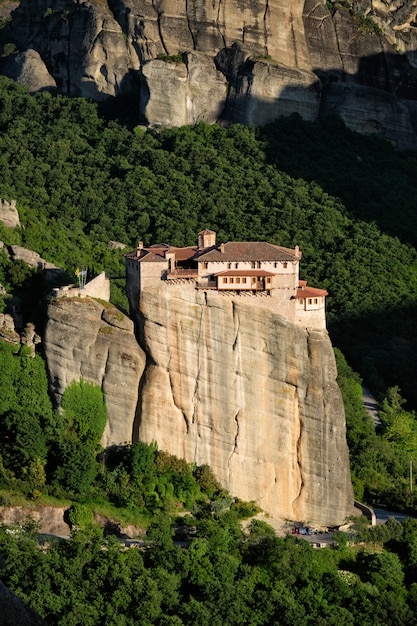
{"left": 0, "top": 489, "right": 71, "bottom": 509}
{"left": 94, "top": 297, "right": 114, "bottom": 309}
{"left": 99, "top": 326, "right": 113, "bottom": 334}
{"left": 156, "top": 52, "right": 184, "bottom": 64}
{"left": 88, "top": 500, "right": 152, "bottom": 529}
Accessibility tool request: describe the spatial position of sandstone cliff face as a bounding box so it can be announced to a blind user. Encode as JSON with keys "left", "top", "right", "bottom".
{"left": 133, "top": 285, "right": 353, "bottom": 526}
{"left": 44, "top": 288, "right": 353, "bottom": 525}
{"left": 44, "top": 297, "right": 145, "bottom": 447}
{"left": 2, "top": 0, "right": 417, "bottom": 147}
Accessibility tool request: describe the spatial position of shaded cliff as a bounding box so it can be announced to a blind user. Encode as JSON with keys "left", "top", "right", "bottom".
{"left": 0, "top": 580, "right": 45, "bottom": 626}
{"left": 43, "top": 289, "right": 353, "bottom": 525}
{"left": 1, "top": 0, "right": 417, "bottom": 147}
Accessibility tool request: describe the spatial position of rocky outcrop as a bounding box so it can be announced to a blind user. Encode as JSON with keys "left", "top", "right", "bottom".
{"left": 0, "top": 504, "right": 146, "bottom": 539}
{"left": 1, "top": 0, "right": 417, "bottom": 147}
{"left": 20, "top": 322, "right": 41, "bottom": 357}
{"left": 7, "top": 244, "right": 58, "bottom": 270}
{"left": 0, "top": 49, "right": 56, "bottom": 93}
{"left": 44, "top": 297, "right": 146, "bottom": 447}
{"left": 0, "top": 505, "right": 70, "bottom": 537}
{"left": 0, "top": 313, "right": 20, "bottom": 344}
{"left": 141, "top": 51, "right": 228, "bottom": 126}
{"left": 0, "top": 199, "right": 20, "bottom": 229}
{"left": 215, "top": 43, "right": 322, "bottom": 125}
{"left": 132, "top": 285, "right": 353, "bottom": 526}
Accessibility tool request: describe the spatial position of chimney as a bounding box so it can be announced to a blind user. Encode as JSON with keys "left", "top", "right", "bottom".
{"left": 136, "top": 241, "right": 143, "bottom": 257}
{"left": 294, "top": 245, "right": 301, "bottom": 259}
{"left": 220, "top": 243, "right": 225, "bottom": 253}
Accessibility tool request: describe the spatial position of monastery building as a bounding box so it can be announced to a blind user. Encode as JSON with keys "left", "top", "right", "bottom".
{"left": 125, "top": 230, "right": 328, "bottom": 329}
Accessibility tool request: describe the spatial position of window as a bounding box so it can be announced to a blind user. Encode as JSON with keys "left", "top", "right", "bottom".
{"left": 308, "top": 298, "right": 312, "bottom": 305}
{"left": 257, "top": 261, "right": 261, "bottom": 269}
{"left": 236, "top": 277, "right": 240, "bottom": 284}
{"left": 282, "top": 262, "right": 288, "bottom": 269}
{"left": 314, "top": 298, "right": 318, "bottom": 304}
{"left": 223, "top": 277, "right": 228, "bottom": 284}
{"left": 242, "top": 277, "right": 247, "bottom": 284}
{"left": 227, "top": 262, "right": 232, "bottom": 269}
{"left": 266, "top": 277, "right": 271, "bottom": 284}
{"left": 251, "top": 262, "right": 256, "bottom": 269}
{"left": 274, "top": 262, "right": 278, "bottom": 268}
{"left": 230, "top": 277, "right": 234, "bottom": 283}
{"left": 202, "top": 262, "right": 208, "bottom": 269}
{"left": 235, "top": 263, "right": 239, "bottom": 269}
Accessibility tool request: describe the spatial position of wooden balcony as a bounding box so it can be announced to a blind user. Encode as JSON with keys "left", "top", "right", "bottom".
{"left": 166, "top": 269, "right": 198, "bottom": 279}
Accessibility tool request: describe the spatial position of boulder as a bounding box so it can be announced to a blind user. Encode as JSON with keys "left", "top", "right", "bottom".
{"left": 141, "top": 52, "right": 228, "bottom": 126}
{"left": 0, "top": 199, "right": 20, "bottom": 229}
{"left": 1, "top": 49, "right": 56, "bottom": 93}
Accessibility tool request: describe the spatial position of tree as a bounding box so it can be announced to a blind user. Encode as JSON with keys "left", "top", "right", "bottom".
{"left": 61, "top": 377, "right": 107, "bottom": 448}
{"left": 54, "top": 379, "right": 107, "bottom": 495}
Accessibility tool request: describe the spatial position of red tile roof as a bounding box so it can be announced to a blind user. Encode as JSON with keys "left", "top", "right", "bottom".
{"left": 172, "top": 246, "right": 198, "bottom": 261}
{"left": 198, "top": 242, "right": 299, "bottom": 262}
{"left": 138, "top": 250, "right": 167, "bottom": 262}
{"left": 296, "top": 282, "right": 328, "bottom": 298}
{"left": 126, "top": 238, "right": 301, "bottom": 266}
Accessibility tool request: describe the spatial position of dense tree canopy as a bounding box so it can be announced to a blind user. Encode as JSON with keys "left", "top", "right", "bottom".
{"left": 1, "top": 511, "right": 417, "bottom": 625}
{"left": 1, "top": 76, "right": 417, "bottom": 400}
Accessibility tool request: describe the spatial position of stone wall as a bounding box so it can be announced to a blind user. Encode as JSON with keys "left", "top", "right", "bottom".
{"left": 52, "top": 272, "right": 110, "bottom": 302}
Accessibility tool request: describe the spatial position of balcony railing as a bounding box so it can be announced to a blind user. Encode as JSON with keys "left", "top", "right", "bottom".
{"left": 166, "top": 269, "right": 198, "bottom": 279}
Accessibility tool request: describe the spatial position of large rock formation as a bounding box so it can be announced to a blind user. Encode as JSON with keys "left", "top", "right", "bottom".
{"left": 2, "top": 0, "right": 417, "bottom": 147}
{"left": 43, "top": 288, "right": 353, "bottom": 525}
{"left": 133, "top": 285, "right": 353, "bottom": 526}
{"left": 44, "top": 297, "right": 145, "bottom": 447}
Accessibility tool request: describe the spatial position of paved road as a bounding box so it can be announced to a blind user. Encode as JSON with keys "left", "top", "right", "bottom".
{"left": 362, "top": 387, "right": 381, "bottom": 429}
{"left": 374, "top": 507, "right": 416, "bottom": 525}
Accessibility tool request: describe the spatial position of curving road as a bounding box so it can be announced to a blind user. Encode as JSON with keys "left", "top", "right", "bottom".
{"left": 374, "top": 507, "right": 417, "bottom": 525}
{"left": 362, "top": 387, "right": 381, "bottom": 429}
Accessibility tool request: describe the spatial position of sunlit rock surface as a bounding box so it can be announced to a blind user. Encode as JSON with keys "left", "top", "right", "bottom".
{"left": 133, "top": 285, "right": 353, "bottom": 526}
{"left": 1, "top": 0, "right": 417, "bottom": 147}
{"left": 44, "top": 297, "right": 146, "bottom": 447}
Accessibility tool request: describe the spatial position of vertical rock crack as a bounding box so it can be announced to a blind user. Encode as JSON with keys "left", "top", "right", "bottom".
{"left": 263, "top": 0, "right": 270, "bottom": 51}
{"left": 152, "top": 0, "right": 169, "bottom": 54}
{"left": 227, "top": 410, "right": 240, "bottom": 481}
{"left": 185, "top": 0, "right": 197, "bottom": 50}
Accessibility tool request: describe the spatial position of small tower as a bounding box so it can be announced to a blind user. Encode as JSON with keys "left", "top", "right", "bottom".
{"left": 198, "top": 229, "right": 216, "bottom": 250}
{"left": 136, "top": 241, "right": 144, "bottom": 257}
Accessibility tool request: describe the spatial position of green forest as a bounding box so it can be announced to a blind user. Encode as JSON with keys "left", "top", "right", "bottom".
{"left": 2, "top": 75, "right": 417, "bottom": 623}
